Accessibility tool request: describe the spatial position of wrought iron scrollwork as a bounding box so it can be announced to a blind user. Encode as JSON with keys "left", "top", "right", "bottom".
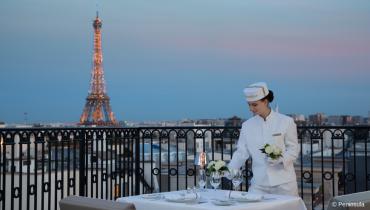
{"left": 69, "top": 178, "right": 75, "bottom": 187}
{"left": 303, "top": 171, "right": 313, "bottom": 181}
{"left": 29, "top": 185, "right": 36, "bottom": 195}
{"left": 92, "top": 175, "right": 97, "bottom": 183}
{"left": 345, "top": 173, "right": 355, "bottom": 182}
{"left": 43, "top": 182, "right": 49, "bottom": 193}
{"left": 13, "top": 187, "right": 20, "bottom": 198}
{"left": 186, "top": 168, "right": 195, "bottom": 176}
{"left": 57, "top": 180, "right": 63, "bottom": 190}
{"left": 169, "top": 168, "right": 177, "bottom": 176}
{"left": 323, "top": 171, "right": 334, "bottom": 180}
{"left": 139, "top": 168, "right": 144, "bottom": 176}
{"left": 152, "top": 168, "right": 160, "bottom": 175}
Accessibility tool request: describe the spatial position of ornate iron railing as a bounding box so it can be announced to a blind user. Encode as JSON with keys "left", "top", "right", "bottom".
{"left": 0, "top": 126, "right": 369, "bottom": 210}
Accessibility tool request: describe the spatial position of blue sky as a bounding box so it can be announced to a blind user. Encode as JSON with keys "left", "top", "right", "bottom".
{"left": 1, "top": 0, "right": 370, "bottom": 123}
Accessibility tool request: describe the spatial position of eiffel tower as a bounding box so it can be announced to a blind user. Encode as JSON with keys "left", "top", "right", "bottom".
{"left": 79, "top": 13, "right": 117, "bottom": 126}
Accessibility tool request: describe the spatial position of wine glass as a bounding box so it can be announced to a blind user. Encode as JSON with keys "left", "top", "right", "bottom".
{"left": 231, "top": 169, "right": 243, "bottom": 191}
{"left": 210, "top": 171, "right": 221, "bottom": 191}
{"left": 198, "top": 169, "right": 207, "bottom": 191}
{"left": 228, "top": 168, "right": 243, "bottom": 198}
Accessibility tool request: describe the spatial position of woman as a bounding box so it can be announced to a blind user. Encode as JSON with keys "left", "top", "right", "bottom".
{"left": 228, "top": 82, "right": 299, "bottom": 197}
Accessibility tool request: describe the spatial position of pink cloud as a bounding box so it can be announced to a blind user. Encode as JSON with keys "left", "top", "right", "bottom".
{"left": 130, "top": 24, "right": 370, "bottom": 59}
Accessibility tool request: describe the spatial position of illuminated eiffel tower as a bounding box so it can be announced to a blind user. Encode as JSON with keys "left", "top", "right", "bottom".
{"left": 79, "top": 13, "right": 117, "bottom": 126}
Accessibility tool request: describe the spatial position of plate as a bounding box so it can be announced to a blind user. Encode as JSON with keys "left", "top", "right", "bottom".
{"left": 211, "top": 199, "right": 234, "bottom": 206}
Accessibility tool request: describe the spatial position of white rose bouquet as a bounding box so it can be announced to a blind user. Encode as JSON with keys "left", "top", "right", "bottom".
{"left": 207, "top": 160, "right": 229, "bottom": 174}
{"left": 260, "top": 143, "right": 282, "bottom": 160}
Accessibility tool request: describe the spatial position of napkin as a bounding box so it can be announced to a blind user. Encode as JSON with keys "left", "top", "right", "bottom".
{"left": 230, "top": 192, "right": 263, "bottom": 201}
{"left": 142, "top": 193, "right": 162, "bottom": 200}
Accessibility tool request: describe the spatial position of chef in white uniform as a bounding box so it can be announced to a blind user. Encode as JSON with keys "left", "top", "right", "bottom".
{"left": 228, "top": 82, "right": 299, "bottom": 197}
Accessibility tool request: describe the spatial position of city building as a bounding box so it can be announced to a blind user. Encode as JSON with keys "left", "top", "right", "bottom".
{"left": 288, "top": 114, "right": 306, "bottom": 126}
{"left": 308, "top": 113, "right": 327, "bottom": 125}
{"left": 327, "top": 115, "right": 343, "bottom": 126}
{"left": 224, "top": 116, "right": 243, "bottom": 127}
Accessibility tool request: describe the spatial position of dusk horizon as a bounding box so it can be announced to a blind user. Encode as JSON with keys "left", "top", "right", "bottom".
{"left": 1, "top": 0, "right": 370, "bottom": 124}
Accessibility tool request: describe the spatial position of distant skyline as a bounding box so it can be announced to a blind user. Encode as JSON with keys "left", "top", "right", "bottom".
{"left": 1, "top": 0, "right": 370, "bottom": 123}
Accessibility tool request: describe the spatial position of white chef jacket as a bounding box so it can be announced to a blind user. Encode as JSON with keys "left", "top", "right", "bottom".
{"left": 229, "top": 110, "right": 299, "bottom": 187}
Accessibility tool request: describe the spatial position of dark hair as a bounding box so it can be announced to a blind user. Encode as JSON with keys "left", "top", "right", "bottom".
{"left": 262, "top": 90, "right": 274, "bottom": 103}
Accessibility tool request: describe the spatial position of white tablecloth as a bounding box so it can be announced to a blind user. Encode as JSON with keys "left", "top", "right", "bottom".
{"left": 117, "top": 190, "right": 307, "bottom": 210}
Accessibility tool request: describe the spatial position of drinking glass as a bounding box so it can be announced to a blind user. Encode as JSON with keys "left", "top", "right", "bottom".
{"left": 227, "top": 168, "right": 243, "bottom": 198}
{"left": 210, "top": 171, "right": 221, "bottom": 191}
{"left": 231, "top": 169, "right": 243, "bottom": 191}
{"left": 198, "top": 169, "right": 207, "bottom": 191}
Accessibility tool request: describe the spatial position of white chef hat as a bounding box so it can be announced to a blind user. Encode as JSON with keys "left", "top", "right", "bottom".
{"left": 243, "top": 82, "right": 269, "bottom": 102}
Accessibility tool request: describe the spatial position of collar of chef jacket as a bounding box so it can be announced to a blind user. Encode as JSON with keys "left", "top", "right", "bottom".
{"left": 255, "top": 109, "right": 275, "bottom": 122}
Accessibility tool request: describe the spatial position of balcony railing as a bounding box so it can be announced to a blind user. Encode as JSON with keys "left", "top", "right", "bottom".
{"left": 0, "top": 125, "right": 369, "bottom": 210}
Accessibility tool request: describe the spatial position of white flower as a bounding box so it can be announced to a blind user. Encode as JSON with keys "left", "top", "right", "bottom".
{"left": 214, "top": 160, "right": 225, "bottom": 171}
{"left": 207, "top": 160, "right": 228, "bottom": 173}
{"left": 261, "top": 144, "right": 282, "bottom": 160}
{"left": 272, "top": 146, "right": 282, "bottom": 156}
{"left": 264, "top": 145, "right": 273, "bottom": 154}
{"left": 207, "top": 161, "right": 215, "bottom": 169}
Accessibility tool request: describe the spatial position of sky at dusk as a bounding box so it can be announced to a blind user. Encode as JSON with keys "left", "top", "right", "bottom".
{"left": 1, "top": 0, "right": 370, "bottom": 123}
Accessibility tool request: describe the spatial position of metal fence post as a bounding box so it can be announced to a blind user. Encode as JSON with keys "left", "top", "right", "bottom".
{"left": 79, "top": 130, "right": 86, "bottom": 196}
{"left": 134, "top": 128, "right": 140, "bottom": 195}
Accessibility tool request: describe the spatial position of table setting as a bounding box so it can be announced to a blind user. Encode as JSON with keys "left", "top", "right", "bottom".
{"left": 117, "top": 189, "right": 306, "bottom": 210}
{"left": 117, "top": 152, "right": 307, "bottom": 210}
